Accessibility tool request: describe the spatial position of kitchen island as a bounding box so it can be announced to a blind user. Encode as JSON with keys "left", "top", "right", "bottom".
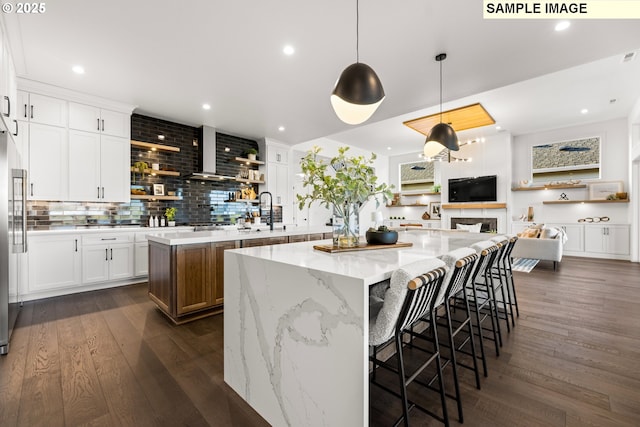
{"left": 223, "top": 229, "right": 490, "bottom": 426}
{"left": 145, "top": 226, "right": 332, "bottom": 323}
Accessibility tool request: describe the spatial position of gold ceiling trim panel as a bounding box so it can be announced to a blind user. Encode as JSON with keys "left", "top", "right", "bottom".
{"left": 403, "top": 103, "right": 495, "bottom": 135}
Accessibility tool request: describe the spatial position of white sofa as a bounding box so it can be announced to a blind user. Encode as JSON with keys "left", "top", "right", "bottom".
{"left": 511, "top": 225, "right": 567, "bottom": 270}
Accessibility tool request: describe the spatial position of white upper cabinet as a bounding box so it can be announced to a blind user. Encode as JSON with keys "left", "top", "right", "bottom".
{"left": 17, "top": 81, "right": 134, "bottom": 202}
{"left": 68, "top": 130, "right": 101, "bottom": 201}
{"left": 68, "top": 130, "right": 130, "bottom": 202}
{"left": 267, "top": 145, "right": 288, "bottom": 164}
{"left": 100, "top": 135, "right": 130, "bottom": 202}
{"left": 28, "top": 123, "right": 68, "bottom": 200}
{"left": 19, "top": 91, "right": 68, "bottom": 127}
{"left": 69, "top": 102, "right": 130, "bottom": 138}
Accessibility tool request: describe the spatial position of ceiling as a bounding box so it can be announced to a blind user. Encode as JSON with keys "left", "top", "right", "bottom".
{"left": 4, "top": 1, "right": 640, "bottom": 156}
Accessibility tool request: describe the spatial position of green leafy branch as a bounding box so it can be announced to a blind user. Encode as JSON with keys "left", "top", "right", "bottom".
{"left": 296, "top": 146, "right": 394, "bottom": 215}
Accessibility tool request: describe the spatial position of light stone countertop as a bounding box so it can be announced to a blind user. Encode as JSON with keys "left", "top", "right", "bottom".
{"left": 227, "top": 229, "right": 492, "bottom": 285}
{"left": 146, "top": 225, "right": 333, "bottom": 245}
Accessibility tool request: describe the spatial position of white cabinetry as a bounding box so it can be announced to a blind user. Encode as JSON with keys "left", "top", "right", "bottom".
{"left": 547, "top": 223, "right": 584, "bottom": 253}
{"left": 28, "top": 123, "right": 68, "bottom": 200}
{"left": 1, "top": 31, "right": 18, "bottom": 134}
{"left": 18, "top": 91, "right": 68, "bottom": 127}
{"left": 68, "top": 130, "right": 129, "bottom": 202}
{"left": 17, "top": 82, "right": 133, "bottom": 202}
{"left": 260, "top": 139, "right": 291, "bottom": 223}
{"left": 69, "top": 102, "right": 130, "bottom": 138}
{"left": 134, "top": 232, "right": 149, "bottom": 277}
{"left": 584, "top": 224, "right": 630, "bottom": 257}
{"left": 27, "top": 234, "right": 81, "bottom": 293}
{"left": 82, "top": 234, "right": 134, "bottom": 284}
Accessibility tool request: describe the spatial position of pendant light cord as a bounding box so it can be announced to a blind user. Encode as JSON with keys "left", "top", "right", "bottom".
{"left": 356, "top": 0, "right": 360, "bottom": 63}
{"left": 439, "top": 58, "right": 443, "bottom": 123}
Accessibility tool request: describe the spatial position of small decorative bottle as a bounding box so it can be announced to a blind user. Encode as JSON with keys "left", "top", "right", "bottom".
{"left": 148, "top": 215, "right": 154, "bottom": 227}
{"left": 153, "top": 215, "right": 159, "bottom": 227}
{"left": 160, "top": 215, "right": 166, "bottom": 227}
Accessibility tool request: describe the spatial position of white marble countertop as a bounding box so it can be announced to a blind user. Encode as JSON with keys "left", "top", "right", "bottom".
{"left": 229, "top": 229, "right": 493, "bottom": 285}
{"left": 146, "top": 225, "right": 333, "bottom": 245}
{"left": 27, "top": 226, "right": 195, "bottom": 236}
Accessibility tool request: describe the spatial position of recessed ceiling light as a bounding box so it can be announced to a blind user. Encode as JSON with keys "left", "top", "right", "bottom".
{"left": 581, "top": 108, "right": 589, "bottom": 114}
{"left": 278, "top": 126, "right": 285, "bottom": 132}
{"left": 495, "top": 126, "right": 502, "bottom": 130}
{"left": 387, "top": 147, "right": 391, "bottom": 150}
{"left": 555, "top": 21, "right": 570, "bottom": 31}
{"left": 283, "top": 45, "right": 295, "bottom": 55}
{"left": 72, "top": 65, "right": 85, "bottom": 74}
{"left": 202, "top": 103, "right": 211, "bottom": 110}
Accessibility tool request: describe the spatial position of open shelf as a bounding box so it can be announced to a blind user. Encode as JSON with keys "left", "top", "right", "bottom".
{"left": 387, "top": 204, "right": 430, "bottom": 207}
{"left": 543, "top": 199, "right": 629, "bottom": 205}
{"left": 130, "top": 194, "right": 182, "bottom": 201}
{"left": 233, "top": 157, "right": 265, "bottom": 166}
{"left": 395, "top": 191, "right": 441, "bottom": 196}
{"left": 512, "top": 184, "right": 586, "bottom": 191}
{"left": 235, "top": 178, "right": 265, "bottom": 184}
{"left": 130, "top": 167, "right": 180, "bottom": 177}
{"left": 442, "top": 203, "right": 507, "bottom": 209}
{"left": 131, "top": 140, "right": 181, "bottom": 153}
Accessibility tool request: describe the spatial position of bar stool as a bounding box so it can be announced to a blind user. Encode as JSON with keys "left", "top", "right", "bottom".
{"left": 498, "top": 234, "right": 520, "bottom": 319}
{"left": 467, "top": 241, "right": 502, "bottom": 360}
{"left": 369, "top": 258, "right": 450, "bottom": 426}
{"left": 488, "top": 236, "right": 515, "bottom": 331}
{"left": 435, "top": 247, "right": 481, "bottom": 422}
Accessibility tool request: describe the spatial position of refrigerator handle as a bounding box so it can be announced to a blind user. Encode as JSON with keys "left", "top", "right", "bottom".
{"left": 22, "top": 170, "right": 27, "bottom": 253}
{"left": 13, "top": 120, "right": 18, "bottom": 137}
{"left": 3, "top": 95, "right": 9, "bottom": 117}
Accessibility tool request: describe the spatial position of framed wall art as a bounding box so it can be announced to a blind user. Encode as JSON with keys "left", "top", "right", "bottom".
{"left": 153, "top": 184, "right": 165, "bottom": 196}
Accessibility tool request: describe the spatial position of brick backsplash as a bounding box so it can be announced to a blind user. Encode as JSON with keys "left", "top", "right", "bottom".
{"left": 27, "top": 114, "right": 281, "bottom": 229}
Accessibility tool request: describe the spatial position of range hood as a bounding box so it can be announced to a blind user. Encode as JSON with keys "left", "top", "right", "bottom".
{"left": 189, "top": 125, "right": 235, "bottom": 181}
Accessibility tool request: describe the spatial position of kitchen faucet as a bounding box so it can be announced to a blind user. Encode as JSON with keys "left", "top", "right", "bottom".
{"left": 259, "top": 191, "right": 274, "bottom": 231}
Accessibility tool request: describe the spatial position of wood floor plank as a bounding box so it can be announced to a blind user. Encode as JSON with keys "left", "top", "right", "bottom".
{"left": 76, "top": 293, "right": 162, "bottom": 427}
{"left": 18, "top": 298, "right": 65, "bottom": 427}
{"left": 54, "top": 296, "right": 109, "bottom": 426}
{"left": 0, "top": 301, "right": 32, "bottom": 425}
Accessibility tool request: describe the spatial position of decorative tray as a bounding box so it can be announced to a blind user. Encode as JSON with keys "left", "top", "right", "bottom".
{"left": 313, "top": 241, "right": 413, "bottom": 253}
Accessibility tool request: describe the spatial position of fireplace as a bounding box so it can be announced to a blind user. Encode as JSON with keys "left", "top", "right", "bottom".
{"left": 451, "top": 217, "right": 498, "bottom": 233}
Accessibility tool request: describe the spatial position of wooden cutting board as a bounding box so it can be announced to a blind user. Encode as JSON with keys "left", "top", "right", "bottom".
{"left": 313, "top": 241, "right": 413, "bottom": 253}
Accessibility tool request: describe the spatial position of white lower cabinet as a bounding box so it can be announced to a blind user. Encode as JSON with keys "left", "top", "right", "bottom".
{"left": 584, "top": 224, "right": 630, "bottom": 256}
{"left": 27, "top": 234, "right": 81, "bottom": 293}
{"left": 82, "top": 234, "right": 134, "bottom": 284}
{"left": 134, "top": 242, "right": 148, "bottom": 277}
{"left": 547, "top": 223, "right": 584, "bottom": 253}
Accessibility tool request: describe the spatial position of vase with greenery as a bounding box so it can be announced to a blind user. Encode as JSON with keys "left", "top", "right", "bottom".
{"left": 245, "top": 148, "right": 258, "bottom": 161}
{"left": 165, "top": 207, "right": 177, "bottom": 226}
{"left": 297, "top": 146, "right": 393, "bottom": 247}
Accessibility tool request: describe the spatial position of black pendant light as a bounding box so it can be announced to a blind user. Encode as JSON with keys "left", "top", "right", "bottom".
{"left": 424, "top": 53, "right": 459, "bottom": 157}
{"left": 331, "top": 0, "right": 385, "bottom": 125}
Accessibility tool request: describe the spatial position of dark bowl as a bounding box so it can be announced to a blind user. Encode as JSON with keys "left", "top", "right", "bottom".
{"left": 366, "top": 230, "right": 399, "bottom": 245}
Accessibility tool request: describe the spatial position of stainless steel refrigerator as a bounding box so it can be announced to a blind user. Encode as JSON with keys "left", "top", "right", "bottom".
{"left": 1, "top": 130, "right": 26, "bottom": 355}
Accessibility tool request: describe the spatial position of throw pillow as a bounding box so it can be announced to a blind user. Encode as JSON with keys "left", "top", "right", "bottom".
{"left": 518, "top": 228, "right": 540, "bottom": 238}
{"left": 540, "top": 227, "right": 560, "bottom": 239}
{"left": 456, "top": 223, "right": 482, "bottom": 233}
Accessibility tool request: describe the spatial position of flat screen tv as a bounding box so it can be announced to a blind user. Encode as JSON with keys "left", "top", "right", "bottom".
{"left": 448, "top": 175, "right": 497, "bottom": 202}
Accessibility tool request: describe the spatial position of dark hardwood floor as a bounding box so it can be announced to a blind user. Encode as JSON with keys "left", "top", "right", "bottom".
{"left": 1, "top": 256, "right": 640, "bottom": 426}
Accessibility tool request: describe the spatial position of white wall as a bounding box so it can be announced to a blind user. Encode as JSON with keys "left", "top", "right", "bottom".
{"left": 290, "top": 137, "right": 390, "bottom": 230}
{"left": 511, "top": 118, "right": 630, "bottom": 225}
